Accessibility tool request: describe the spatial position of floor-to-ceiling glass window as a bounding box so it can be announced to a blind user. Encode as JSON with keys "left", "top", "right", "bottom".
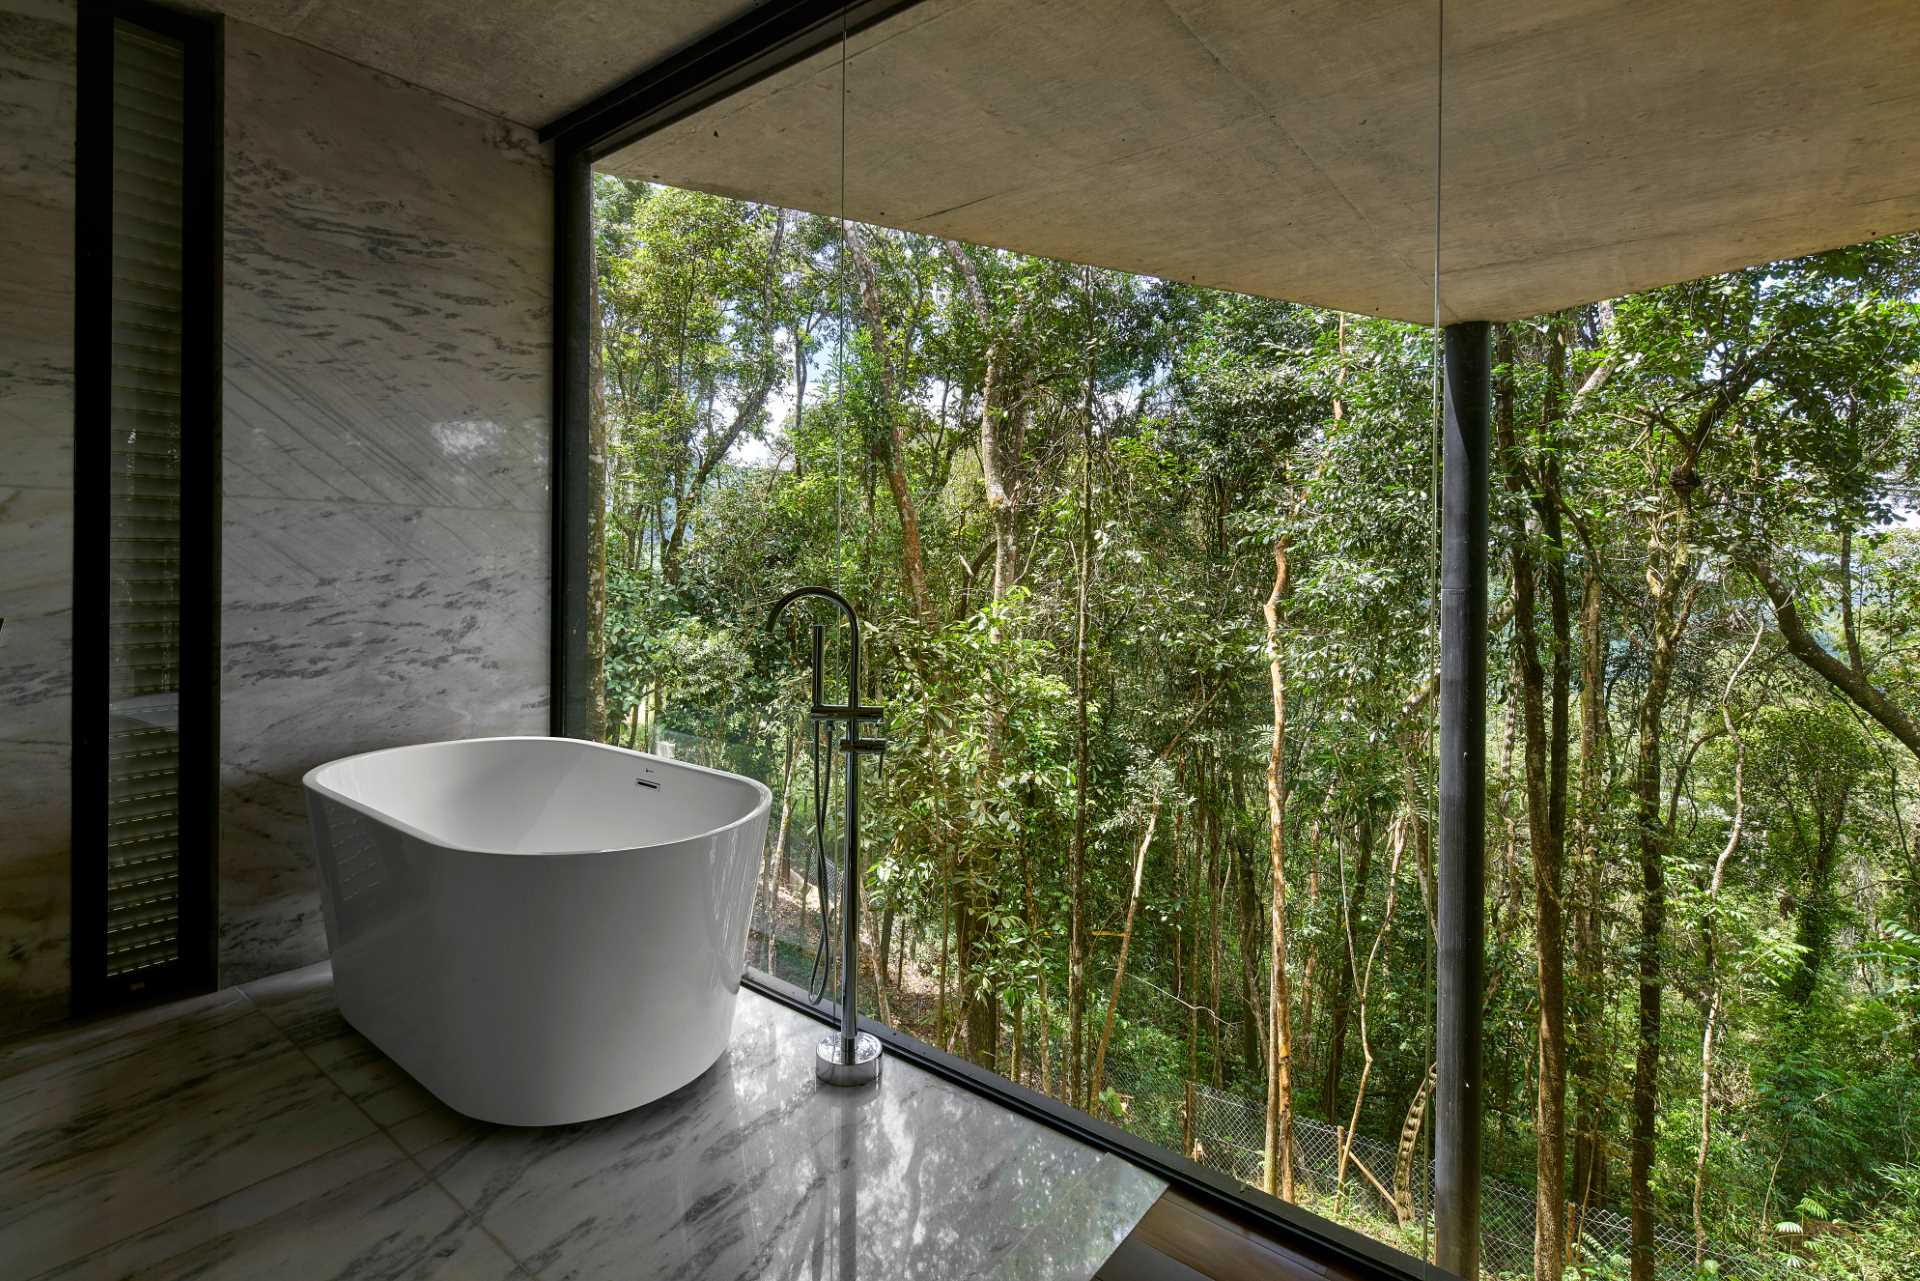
{"left": 572, "top": 5, "right": 1920, "bottom": 1276}
{"left": 1429, "top": 11, "right": 1920, "bottom": 1281}
{"left": 580, "top": 3, "right": 1451, "bottom": 1263}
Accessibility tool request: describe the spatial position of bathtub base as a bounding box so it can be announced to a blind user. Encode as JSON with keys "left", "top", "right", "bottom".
{"left": 304, "top": 737, "right": 772, "bottom": 1128}
{"left": 333, "top": 965, "right": 746, "bottom": 1126}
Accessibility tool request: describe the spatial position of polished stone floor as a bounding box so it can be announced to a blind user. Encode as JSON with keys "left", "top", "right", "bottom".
{"left": 0, "top": 963, "right": 1164, "bottom": 1279}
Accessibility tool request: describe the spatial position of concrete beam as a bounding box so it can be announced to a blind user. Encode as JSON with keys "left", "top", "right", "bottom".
{"left": 604, "top": 0, "right": 1920, "bottom": 322}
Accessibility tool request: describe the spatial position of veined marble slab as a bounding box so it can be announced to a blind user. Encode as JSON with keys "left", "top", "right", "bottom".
{"left": 217, "top": 497, "right": 550, "bottom": 980}
{"left": 243, "top": 961, "right": 444, "bottom": 1130}
{"left": 0, "top": 963, "right": 1164, "bottom": 1280}
{"left": 217, "top": 17, "right": 552, "bottom": 986}
{"left": 43, "top": 1138, "right": 527, "bottom": 1281}
{"left": 2, "top": 2, "right": 557, "bottom": 1031}
{"left": 0, "top": 1003, "right": 375, "bottom": 1276}
{"left": 397, "top": 982, "right": 1165, "bottom": 1280}
{"left": 0, "top": 0, "right": 77, "bottom": 1039}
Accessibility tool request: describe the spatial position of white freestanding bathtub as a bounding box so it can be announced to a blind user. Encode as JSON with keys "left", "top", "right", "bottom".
{"left": 303, "top": 736, "right": 771, "bottom": 1126}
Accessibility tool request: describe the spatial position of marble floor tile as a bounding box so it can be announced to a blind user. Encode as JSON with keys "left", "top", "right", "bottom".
{"left": 0, "top": 1003, "right": 375, "bottom": 1277}
{"left": 788, "top": 1064, "right": 1111, "bottom": 1279}
{"left": 422, "top": 990, "right": 1167, "bottom": 1281}
{"left": 0, "top": 967, "right": 1162, "bottom": 1281}
{"left": 41, "top": 1134, "right": 527, "bottom": 1281}
{"left": 243, "top": 963, "right": 490, "bottom": 1170}
{"left": 234, "top": 960, "right": 339, "bottom": 1029}
{"left": 243, "top": 962, "right": 441, "bottom": 1130}
{"left": 34, "top": 1133, "right": 404, "bottom": 1280}
{"left": 0, "top": 986, "right": 251, "bottom": 1088}
{"left": 386, "top": 1101, "right": 489, "bottom": 1168}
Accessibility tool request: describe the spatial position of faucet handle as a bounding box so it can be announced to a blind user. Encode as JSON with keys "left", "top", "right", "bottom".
{"left": 809, "top": 703, "right": 885, "bottom": 723}
{"left": 846, "top": 733, "right": 887, "bottom": 789}
{"left": 813, "top": 702, "right": 886, "bottom": 722}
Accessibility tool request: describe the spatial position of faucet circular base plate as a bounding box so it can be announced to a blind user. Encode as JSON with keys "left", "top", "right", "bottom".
{"left": 816, "top": 1031, "right": 883, "bottom": 1086}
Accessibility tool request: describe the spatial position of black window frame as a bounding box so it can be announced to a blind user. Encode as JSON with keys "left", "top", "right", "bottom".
{"left": 70, "top": 0, "right": 224, "bottom": 1015}
{"left": 540, "top": 6, "right": 1441, "bottom": 1278}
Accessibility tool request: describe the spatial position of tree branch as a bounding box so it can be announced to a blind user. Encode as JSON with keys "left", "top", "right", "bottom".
{"left": 1749, "top": 555, "right": 1920, "bottom": 763}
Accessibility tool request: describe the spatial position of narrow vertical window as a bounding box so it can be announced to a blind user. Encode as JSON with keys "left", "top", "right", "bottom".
{"left": 73, "top": 2, "right": 220, "bottom": 1009}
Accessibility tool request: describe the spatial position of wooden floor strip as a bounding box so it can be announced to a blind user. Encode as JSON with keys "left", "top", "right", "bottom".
{"left": 1099, "top": 1188, "right": 1381, "bottom": 1281}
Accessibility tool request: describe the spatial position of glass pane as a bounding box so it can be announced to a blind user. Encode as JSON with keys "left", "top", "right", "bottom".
{"left": 592, "top": 6, "right": 1458, "bottom": 1273}
{"left": 829, "top": 3, "right": 1448, "bottom": 1266}
{"left": 1435, "top": 11, "right": 1920, "bottom": 1279}
{"left": 589, "top": 25, "right": 855, "bottom": 993}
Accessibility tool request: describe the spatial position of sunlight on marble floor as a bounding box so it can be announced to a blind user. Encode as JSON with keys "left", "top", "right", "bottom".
{"left": 0, "top": 963, "right": 1164, "bottom": 1279}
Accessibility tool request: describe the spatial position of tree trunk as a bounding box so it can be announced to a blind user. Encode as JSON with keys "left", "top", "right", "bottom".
{"left": 1299, "top": 823, "right": 1321, "bottom": 1095}
{"left": 1069, "top": 269, "right": 1098, "bottom": 1109}
{"left": 1570, "top": 565, "right": 1611, "bottom": 1227}
{"left": 944, "top": 241, "right": 1021, "bottom": 596}
{"left": 1323, "top": 810, "right": 1374, "bottom": 1123}
{"left": 1207, "top": 750, "right": 1225, "bottom": 1089}
{"left": 1630, "top": 670, "right": 1671, "bottom": 1281}
{"left": 936, "top": 862, "right": 952, "bottom": 1049}
{"left": 1784, "top": 791, "right": 1850, "bottom": 1006}
{"left": 1394, "top": 1063, "right": 1439, "bottom": 1229}
{"left": 1070, "top": 538, "right": 1092, "bottom": 1106}
{"left": 1630, "top": 545, "right": 1697, "bottom": 1281}
{"left": 1089, "top": 798, "right": 1163, "bottom": 1109}
{"left": 1018, "top": 812, "right": 1052, "bottom": 1096}
{"left": 585, "top": 258, "right": 609, "bottom": 740}
{"left": 1262, "top": 540, "right": 1297, "bottom": 1201}
{"left": 1695, "top": 624, "right": 1760, "bottom": 1269}
{"left": 1497, "top": 323, "right": 1569, "bottom": 1281}
{"left": 1185, "top": 777, "right": 1201, "bottom": 1131}
{"left": 847, "top": 226, "right": 934, "bottom": 623}
{"left": 1333, "top": 815, "right": 1405, "bottom": 1215}
{"left": 1567, "top": 319, "right": 1624, "bottom": 1239}
{"left": 759, "top": 729, "right": 799, "bottom": 971}
{"left": 956, "top": 898, "right": 999, "bottom": 1070}
{"left": 1234, "top": 822, "right": 1267, "bottom": 1076}
{"left": 944, "top": 240, "right": 1026, "bottom": 1072}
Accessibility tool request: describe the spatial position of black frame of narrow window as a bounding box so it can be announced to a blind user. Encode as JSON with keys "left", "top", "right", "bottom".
{"left": 71, "top": 0, "right": 224, "bottom": 1014}
{"left": 542, "top": 6, "right": 1443, "bottom": 1278}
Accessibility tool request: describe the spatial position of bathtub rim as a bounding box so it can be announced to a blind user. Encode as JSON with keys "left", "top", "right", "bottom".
{"left": 301, "top": 734, "right": 772, "bottom": 858}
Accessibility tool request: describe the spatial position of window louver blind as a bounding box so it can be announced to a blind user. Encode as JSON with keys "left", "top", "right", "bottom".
{"left": 104, "top": 21, "right": 189, "bottom": 979}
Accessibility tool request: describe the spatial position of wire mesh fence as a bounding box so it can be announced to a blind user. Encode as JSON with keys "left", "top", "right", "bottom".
{"left": 1102, "top": 1065, "right": 1806, "bottom": 1281}
{"left": 730, "top": 809, "right": 1809, "bottom": 1281}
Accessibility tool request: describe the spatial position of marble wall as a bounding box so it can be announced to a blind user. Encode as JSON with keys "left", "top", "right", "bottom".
{"left": 0, "top": 5, "right": 552, "bottom": 1033}
{"left": 218, "top": 22, "right": 552, "bottom": 982}
{"left": 0, "top": 0, "right": 76, "bottom": 1038}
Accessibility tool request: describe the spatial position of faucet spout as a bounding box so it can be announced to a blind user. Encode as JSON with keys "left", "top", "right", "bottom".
{"left": 767, "top": 586, "right": 882, "bottom": 722}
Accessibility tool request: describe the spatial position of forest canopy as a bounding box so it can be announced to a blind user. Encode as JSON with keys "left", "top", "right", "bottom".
{"left": 589, "top": 174, "right": 1920, "bottom": 1280}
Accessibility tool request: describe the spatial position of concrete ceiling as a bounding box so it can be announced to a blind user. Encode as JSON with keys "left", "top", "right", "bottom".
{"left": 205, "top": 0, "right": 764, "bottom": 128}
{"left": 601, "top": 0, "right": 1920, "bottom": 323}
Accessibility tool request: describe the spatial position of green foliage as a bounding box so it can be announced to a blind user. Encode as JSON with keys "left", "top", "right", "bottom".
{"left": 592, "top": 176, "right": 1920, "bottom": 1275}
